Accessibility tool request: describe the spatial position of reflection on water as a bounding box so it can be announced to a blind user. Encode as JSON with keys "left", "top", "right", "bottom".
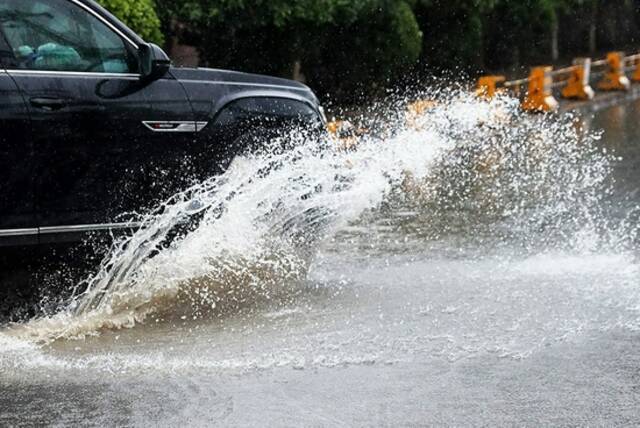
{"left": 1, "top": 93, "right": 640, "bottom": 426}
{"left": 592, "top": 101, "right": 640, "bottom": 198}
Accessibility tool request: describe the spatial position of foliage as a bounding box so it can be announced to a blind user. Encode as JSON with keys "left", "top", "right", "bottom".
{"left": 414, "top": 0, "right": 498, "bottom": 71}
{"left": 155, "top": 0, "right": 422, "bottom": 102}
{"left": 485, "top": 0, "right": 558, "bottom": 68}
{"left": 97, "top": 0, "right": 640, "bottom": 102}
{"left": 96, "top": 0, "right": 164, "bottom": 45}
{"left": 155, "top": 0, "right": 374, "bottom": 28}
{"left": 306, "top": 1, "right": 423, "bottom": 101}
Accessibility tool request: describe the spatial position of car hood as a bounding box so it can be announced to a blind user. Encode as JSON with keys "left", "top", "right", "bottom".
{"left": 170, "top": 67, "right": 318, "bottom": 103}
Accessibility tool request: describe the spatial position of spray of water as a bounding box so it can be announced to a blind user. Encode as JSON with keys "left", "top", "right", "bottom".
{"left": 3, "top": 90, "right": 627, "bottom": 344}
{"left": 341, "top": 95, "right": 621, "bottom": 256}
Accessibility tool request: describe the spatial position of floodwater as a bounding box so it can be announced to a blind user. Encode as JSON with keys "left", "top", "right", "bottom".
{"left": 1, "top": 93, "right": 640, "bottom": 426}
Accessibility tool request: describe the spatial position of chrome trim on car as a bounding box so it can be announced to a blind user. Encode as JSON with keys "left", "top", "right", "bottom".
{"left": 142, "top": 121, "right": 208, "bottom": 133}
{"left": 39, "top": 222, "right": 142, "bottom": 235}
{"left": 7, "top": 70, "right": 140, "bottom": 79}
{"left": 178, "top": 80, "right": 309, "bottom": 91}
{"left": 0, "top": 222, "right": 144, "bottom": 240}
{"left": 0, "top": 228, "right": 39, "bottom": 238}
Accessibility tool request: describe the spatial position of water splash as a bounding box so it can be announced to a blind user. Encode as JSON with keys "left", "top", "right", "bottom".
{"left": 345, "top": 96, "right": 617, "bottom": 256}
{"left": 3, "top": 90, "right": 626, "bottom": 344}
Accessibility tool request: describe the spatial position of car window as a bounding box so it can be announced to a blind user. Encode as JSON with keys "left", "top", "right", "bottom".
{"left": 0, "top": 0, "right": 137, "bottom": 73}
{"left": 0, "top": 23, "right": 13, "bottom": 68}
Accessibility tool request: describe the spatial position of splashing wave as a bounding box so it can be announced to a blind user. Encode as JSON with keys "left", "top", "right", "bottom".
{"left": 3, "top": 91, "right": 630, "bottom": 344}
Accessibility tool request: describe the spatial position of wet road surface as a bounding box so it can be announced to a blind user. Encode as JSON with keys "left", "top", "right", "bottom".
{"left": 1, "top": 94, "right": 639, "bottom": 426}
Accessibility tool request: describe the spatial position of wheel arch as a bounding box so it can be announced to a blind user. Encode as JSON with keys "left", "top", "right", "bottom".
{"left": 209, "top": 90, "right": 324, "bottom": 126}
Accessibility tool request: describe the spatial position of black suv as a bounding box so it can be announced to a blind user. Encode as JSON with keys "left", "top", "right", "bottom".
{"left": 0, "top": 0, "right": 324, "bottom": 247}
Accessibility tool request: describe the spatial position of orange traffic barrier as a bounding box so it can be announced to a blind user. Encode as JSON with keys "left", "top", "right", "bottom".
{"left": 561, "top": 58, "right": 595, "bottom": 100}
{"left": 327, "top": 120, "right": 356, "bottom": 138}
{"left": 476, "top": 75, "right": 505, "bottom": 98}
{"left": 522, "top": 66, "right": 559, "bottom": 112}
{"left": 327, "top": 120, "right": 363, "bottom": 150}
{"left": 598, "top": 52, "right": 630, "bottom": 91}
{"left": 631, "top": 56, "right": 640, "bottom": 82}
{"left": 406, "top": 99, "right": 437, "bottom": 129}
{"left": 407, "top": 99, "right": 437, "bottom": 115}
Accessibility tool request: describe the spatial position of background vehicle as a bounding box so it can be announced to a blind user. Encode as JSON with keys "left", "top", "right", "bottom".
{"left": 0, "top": 0, "right": 324, "bottom": 247}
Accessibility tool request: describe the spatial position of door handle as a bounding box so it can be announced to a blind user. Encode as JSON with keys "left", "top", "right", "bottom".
{"left": 30, "top": 97, "right": 68, "bottom": 111}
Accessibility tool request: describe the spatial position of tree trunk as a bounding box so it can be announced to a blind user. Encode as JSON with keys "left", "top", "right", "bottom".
{"left": 551, "top": 20, "right": 559, "bottom": 61}
{"left": 292, "top": 59, "right": 306, "bottom": 83}
{"left": 589, "top": 1, "right": 598, "bottom": 54}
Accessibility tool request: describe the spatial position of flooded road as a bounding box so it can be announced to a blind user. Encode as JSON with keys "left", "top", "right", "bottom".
{"left": 1, "top": 93, "right": 640, "bottom": 426}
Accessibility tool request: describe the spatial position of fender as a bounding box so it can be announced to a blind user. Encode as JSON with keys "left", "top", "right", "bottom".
{"left": 210, "top": 90, "right": 322, "bottom": 125}
{"left": 171, "top": 67, "right": 323, "bottom": 127}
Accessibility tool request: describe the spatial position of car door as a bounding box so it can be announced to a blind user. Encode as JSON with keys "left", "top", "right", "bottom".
{"left": 140, "top": 76, "right": 211, "bottom": 203}
{"left": 0, "top": 29, "right": 36, "bottom": 244}
{"left": 0, "top": 0, "right": 154, "bottom": 232}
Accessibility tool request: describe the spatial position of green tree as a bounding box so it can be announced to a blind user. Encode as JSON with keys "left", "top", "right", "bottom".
{"left": 156, "top": 0, "right": 422, "bottom": 102}
{"left": 96, "top": 0, "right": 164, "bottom": 45}
{"left": 154, "top": 0, "right": 376, "bottom": 76}
{"left": 306, "top": 0, "right": 423, "bottom": 101}
{"left": 484, "top": 0, "right": 557, "bottom": 69}
{"left": 151, "top": 0, "right": 640, "bottom": 100}
{"left": 414, "top": 0, "right": 497, "bottom": 71}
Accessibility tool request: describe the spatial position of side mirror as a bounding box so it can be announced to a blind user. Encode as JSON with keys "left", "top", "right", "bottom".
{"left": 139, "top": 43, "right": 171, "bottom": 81}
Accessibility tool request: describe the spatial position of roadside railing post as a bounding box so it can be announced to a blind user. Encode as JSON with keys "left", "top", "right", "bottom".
{"left": 630, "top": 55, "right": 640, "bottom": 82}
{"left": 598, "top": 52, "right": 630, "bottom": 91}
{"left": 561, "top": 58, "right": 595, "bottom": 100}
{"left": 476, "top": 75, "right": 506, "bottom": 99}
{"left": 522, "top": 66, "right": 559, "bottom": 112}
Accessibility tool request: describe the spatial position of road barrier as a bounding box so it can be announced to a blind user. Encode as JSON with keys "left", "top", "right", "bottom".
{"left": 328, "top": 50, "right": 640, "bottom": 141}
{"left": 476, "top": 75, "right": 506, "bottom": 98}
{"left": 597, "top": 52, "right": 630, "bottom": 91}
{"left": 561, "top": 58, "right": 594, "bottom": 101}
{"left": 522, "top": 66, "right": 559, "bottom": 112}
{"left": 478, "top": 50, "right": 640, "bottom": 112}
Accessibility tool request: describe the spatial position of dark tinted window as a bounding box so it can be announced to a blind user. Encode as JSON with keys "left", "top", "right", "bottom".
{"left": 0, "top": 0, "right": 137, "bottom": 73}
{"left": 0, "top": 23, "right": 13, "bottom": 67}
